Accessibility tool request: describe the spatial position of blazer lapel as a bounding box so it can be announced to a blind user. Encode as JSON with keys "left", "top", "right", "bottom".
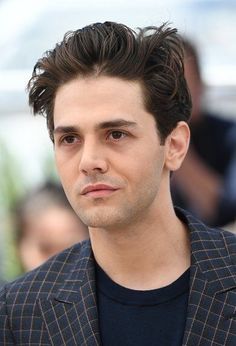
{"left": 180, "top": 210, "right": 236, "bottom": 346}
{"left": 38, "top": 241, "right": 101, "bottom": 346}
{"left": 37, "top": 209, "right": 236, "bottom": 345}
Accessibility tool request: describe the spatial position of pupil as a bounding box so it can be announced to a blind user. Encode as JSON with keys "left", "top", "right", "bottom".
{"left": 112, "top": 131, "right": 121, "bottom": 139}
{"left": 66, "top": 136, "right": 74, "bottom": 143}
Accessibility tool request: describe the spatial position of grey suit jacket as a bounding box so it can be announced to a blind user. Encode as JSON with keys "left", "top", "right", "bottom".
{"left": 0, "top": 209, "right": 236, "bottom": 345}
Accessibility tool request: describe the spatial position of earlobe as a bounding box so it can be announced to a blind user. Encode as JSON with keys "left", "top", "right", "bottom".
{"left": 164, "top": 121, "right": 190, "bottom": 171}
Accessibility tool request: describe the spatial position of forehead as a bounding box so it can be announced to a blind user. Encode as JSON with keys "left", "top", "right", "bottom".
{"left": 55, "top": 75, "right": 144, "bottom": 106}
{"left": 53, "top": 76, "right": 155, "bottom": 128}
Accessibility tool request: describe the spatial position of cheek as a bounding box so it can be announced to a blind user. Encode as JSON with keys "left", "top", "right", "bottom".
{"left": 55, "top": 164, "right": 76, "bottom": 205}
{"left": 55, "top": 152, "right": 77, "bottom": 184}
{"left": 122, "top": 146, "right": 164, "bottom": 186}
{"left": 55, "top": 151, "right": 63, "bottom": 176}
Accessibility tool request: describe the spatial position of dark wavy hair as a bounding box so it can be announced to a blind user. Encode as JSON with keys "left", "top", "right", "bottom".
{"left": 28, "top": 21, "right": 192, "bottom": 143}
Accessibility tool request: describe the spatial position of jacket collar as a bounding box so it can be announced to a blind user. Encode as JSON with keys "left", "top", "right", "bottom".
{"left": 55, "top": 209, "right": 236, "bottom": 299}
{"left": 177, "top": 207, "right": 236, "bottom": 295}
{"left": 177, "top": 208, "right": 236, "bottom": 345}
{"left": 39, "top": 209, "right": 236, "bottom": 345}
{"left": 55, "top": 239, "right": 94, "bottom": 303}
{"left": 38, "top": 240, "right": 100, "bottom": 346}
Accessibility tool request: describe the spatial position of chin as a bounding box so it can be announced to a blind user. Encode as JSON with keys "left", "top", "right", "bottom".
{"left": 80, "top": 216, "right": 114, "bottom": 229}
{"left": 77, "top": 207, "right": 124, "bottom": 229}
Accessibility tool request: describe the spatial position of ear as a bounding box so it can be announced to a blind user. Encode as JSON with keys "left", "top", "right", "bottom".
{"left": 164, "top": 121, "right": 190, "bottom": 171}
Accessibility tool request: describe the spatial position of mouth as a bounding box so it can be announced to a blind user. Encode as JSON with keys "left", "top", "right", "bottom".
{"left": 81, "top": 184, "right": 119, "bottom": 197}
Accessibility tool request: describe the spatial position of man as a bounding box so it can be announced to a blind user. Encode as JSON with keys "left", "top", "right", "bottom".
{"left": 171, "top": 38, "right": 236, "bottom": 227}
{"left": 0, "top": 22, "right": 236, "bottom": 346}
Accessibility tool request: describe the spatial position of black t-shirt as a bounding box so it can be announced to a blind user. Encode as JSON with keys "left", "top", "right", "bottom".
{"left": 96, "top": 263, "right": 190, "bottom": 346}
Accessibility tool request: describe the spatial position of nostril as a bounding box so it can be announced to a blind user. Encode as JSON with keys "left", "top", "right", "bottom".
{"left": 79, "top": 158, "right": 108, "bottom": 175}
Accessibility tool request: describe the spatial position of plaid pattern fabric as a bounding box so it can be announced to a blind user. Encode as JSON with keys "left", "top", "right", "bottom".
{"left": 179, "top": 209, "right": 236, "bottom": 346}
{"left": 0, "top": 208, "right": 236, "bottom": 345}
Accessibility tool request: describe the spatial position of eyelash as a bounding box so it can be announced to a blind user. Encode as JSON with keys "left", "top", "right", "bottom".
{"left": 60, "top": 134, "right": 80, "bottom": 145}
{"left": 58, "top": 130, "right": 128, "bottom": 146}
{"left": 107, "top": 130, "right": 127, "bottom": 141}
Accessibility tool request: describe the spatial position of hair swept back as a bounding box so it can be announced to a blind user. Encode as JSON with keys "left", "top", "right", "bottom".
{"left": 28, "top": 21, "right": 191, "bottom": 143}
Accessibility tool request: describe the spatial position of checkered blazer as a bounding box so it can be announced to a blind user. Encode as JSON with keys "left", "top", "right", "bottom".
{"left": 0, "top": 209, "right": 236, "bottom": 345}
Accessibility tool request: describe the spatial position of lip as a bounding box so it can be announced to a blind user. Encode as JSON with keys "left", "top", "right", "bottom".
{"left": 81, "top": 184, "right": 119, "bottom": 196}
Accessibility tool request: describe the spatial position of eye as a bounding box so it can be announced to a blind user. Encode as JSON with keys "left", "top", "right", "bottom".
{"left": 61, "top": 135, "right": 80, "bottom": 145}
{"left": 108, "top": 131, "right": 127, "bottom": 141}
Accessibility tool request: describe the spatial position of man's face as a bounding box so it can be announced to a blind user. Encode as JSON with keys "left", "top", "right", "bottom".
{"left": 53, "top": 76, "right": 169, "bottom": 229}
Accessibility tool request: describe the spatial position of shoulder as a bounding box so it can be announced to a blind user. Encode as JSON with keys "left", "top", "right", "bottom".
{"left": 217, "top": 228, "right": 236, "bottom": 260}
{"left": 177, "top": 207, "right": 236, "bottom": 260}
{"left": 206, "top": 224, "right": 236, "bottom": 252}
{"left": 0, "top": 239, "right": 91, "bottom": 302}
{"left": 0, "top": 240, "right": 93, "bottom": 341}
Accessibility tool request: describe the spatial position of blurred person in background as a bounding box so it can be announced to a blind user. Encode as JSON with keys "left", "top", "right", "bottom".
{"left": 14, "top": 180, "right": 89, "bottom": 272}
{"left": 171, "top": 38, "right": 236, "bottom": 227}
{"left": 1, "top": 22, "right": 236, "bottom": 345}
{"left": 0, "top": 226, "right": 5, "bottom": 286}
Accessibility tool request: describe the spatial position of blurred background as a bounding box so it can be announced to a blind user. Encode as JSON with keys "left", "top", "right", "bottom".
{"left": 0, "top": 0, "right": 236, "bottom": 282}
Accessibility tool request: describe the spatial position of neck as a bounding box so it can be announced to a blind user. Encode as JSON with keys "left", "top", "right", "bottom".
{"left": 89, "top": 203, "right": 190, "bottom": 290}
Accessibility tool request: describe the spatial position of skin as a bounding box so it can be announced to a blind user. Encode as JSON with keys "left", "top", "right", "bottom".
{"left": 54, "top": 75, "right": 191, "bottom": 290}
{"left": 19, "top": 207, "right": 88, "bottom": 271}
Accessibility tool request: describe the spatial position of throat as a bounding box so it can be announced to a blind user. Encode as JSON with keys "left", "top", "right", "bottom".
{"left": 89, "top": 218, "right": 190, "bottom": 290}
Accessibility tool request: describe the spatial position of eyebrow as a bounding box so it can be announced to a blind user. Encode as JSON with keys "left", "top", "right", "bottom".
{"left": 53, "top": 119, "right": 138, "bottom": 135}
{"left": 96, "top": 119, "right": 137, "bottom": 130}
{"left": 53, "top": 126, "right": 78, "bottom": 136}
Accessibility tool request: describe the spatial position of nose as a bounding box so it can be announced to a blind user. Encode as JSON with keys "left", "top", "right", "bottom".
{"left": 79, "top": 139, "right": 108, "bottom": 175}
